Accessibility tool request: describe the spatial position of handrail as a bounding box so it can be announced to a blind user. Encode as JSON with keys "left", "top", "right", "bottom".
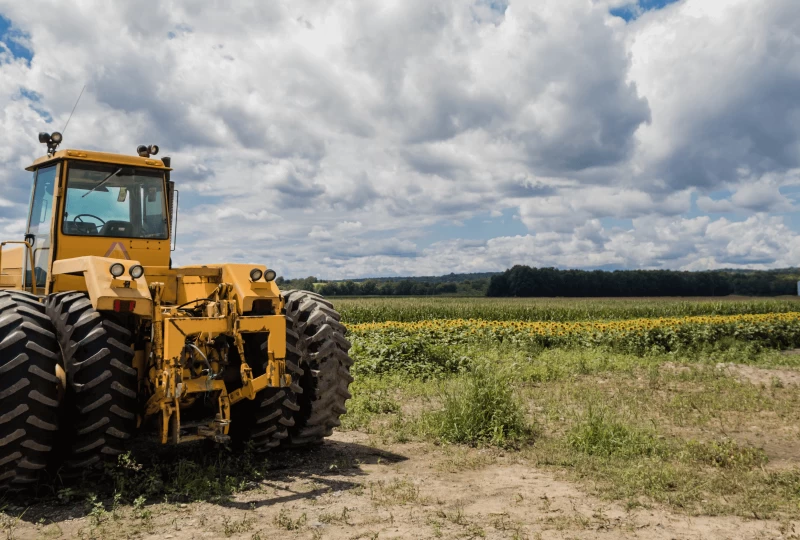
{"left": 0, "top": 240, "right": 37, "bottom": 296}
{"left": 171, "top": 189, "right": 179, "bottom": 252}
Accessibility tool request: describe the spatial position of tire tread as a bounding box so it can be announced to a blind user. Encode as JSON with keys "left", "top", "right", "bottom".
{"left": 0, "top": 291, "right": 61, "bottom": 492}
{"left": 46, "top": 292, "right": 138, "bottom": 473}
{"left": 279, "top": 290, "right": 353, "bottom": 448}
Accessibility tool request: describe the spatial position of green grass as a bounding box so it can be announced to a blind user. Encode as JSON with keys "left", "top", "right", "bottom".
{"left": 341, "top": 376, "right": 402, "bottom": 430}
{"left": 350, "top": 334, "right": 472, "bottom": 378}
{"left": 334, "top": 296, "right": 800, "bottom": 324}
{"left": 523, "top": 363, "right": 800, "bottom": 517}
{"left": 350, "top": 336, "right": 800, "bottom": 381}
{"left": 339, "top": 297, "right": 800, "bottom": 518}
{"left": 343, "top": 339, "right": 800, "bottom": 518}
{"left": 567, "top": 406, "right": 666, "bottom": 459}
{"left": 47, "top": 445, "right": 271, "bottom": 507}
{"left": 419, "top": 360, "right": 533, "bottom": 448}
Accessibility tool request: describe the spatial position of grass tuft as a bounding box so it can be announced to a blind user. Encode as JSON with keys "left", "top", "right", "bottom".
{"left": 684, "top": 439, "right": 767, "bottom": 469}
{"left": 567, "top": 407, "right": 665, "bottom": 459}
{"left": 421, "top": 360, "right": 532, "bottom": 448}
{"left": 341, "top": 377, "right": 401, "bottom": 430}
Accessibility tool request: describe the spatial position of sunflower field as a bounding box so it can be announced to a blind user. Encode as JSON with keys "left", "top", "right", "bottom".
{"left": 344, "top": 298, "right": 800, "bottom": 377}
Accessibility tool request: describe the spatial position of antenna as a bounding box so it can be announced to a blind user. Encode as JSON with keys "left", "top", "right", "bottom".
{"left": 61, "top": 85, "right": 85, "bottom": 135}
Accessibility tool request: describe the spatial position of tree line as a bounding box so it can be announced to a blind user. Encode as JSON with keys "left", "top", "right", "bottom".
{"left": 276, "top": 266, "right": 800, "bottom": 297}
{"left": 276, "top": 276, "right": 486, "bottom": 296}
{"left": 486, "top": 265, "right": 799, "bottom": 297}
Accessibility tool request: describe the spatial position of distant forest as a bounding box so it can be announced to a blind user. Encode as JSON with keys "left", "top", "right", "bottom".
{"left": 487, "top": 265, "right": 800, "bottom": 297}
{"left": 276, "top": 266, "right": 800, "bottom": 297}
{"left": 276, "top": 273, "right": 490, "bottom": 296}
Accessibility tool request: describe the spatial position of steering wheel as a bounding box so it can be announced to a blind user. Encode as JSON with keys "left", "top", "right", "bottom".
{"left": 74, "top": 214, "right": 106, "bottom": 226}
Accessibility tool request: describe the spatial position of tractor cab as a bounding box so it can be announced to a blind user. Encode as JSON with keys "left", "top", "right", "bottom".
{"left": 2, "top": 133, "right": 174, "bottom": 294}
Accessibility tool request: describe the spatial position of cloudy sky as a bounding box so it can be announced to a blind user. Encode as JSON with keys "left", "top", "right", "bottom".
{"left": 0, "top": 0, "right": 799, "bottom": 279}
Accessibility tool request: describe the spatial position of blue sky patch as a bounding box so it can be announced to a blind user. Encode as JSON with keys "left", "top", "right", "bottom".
{"left": 598, "top": 217, "right": 633, "bottom": 230}
{"left": 18, "top": 88, "right": 52, "bottom": 123}
{"left": 610, "top": 0, "right": 681, "bottom": 22}
{"left": 479, "top": 0, "right": 509, "bottom": 14}
{"left": 0, "top": 14, "right": 33, "bottom": 62}
{"left": 420, "top": 208, "right": 527, "bottom": 248}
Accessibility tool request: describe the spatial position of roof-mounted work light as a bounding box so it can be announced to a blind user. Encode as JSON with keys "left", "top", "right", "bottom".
{"left": 137, "top": 144, "right": 160, "bottom": 158}
{"left": 38, "top": 132, "right": 63, "bottom": 156}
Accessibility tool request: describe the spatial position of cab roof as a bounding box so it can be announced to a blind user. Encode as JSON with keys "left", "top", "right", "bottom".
{"left": 26, "top": 149, "right": 172, "bottom": 172}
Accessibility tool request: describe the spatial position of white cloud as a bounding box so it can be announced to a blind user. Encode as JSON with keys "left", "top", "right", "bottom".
{"left": 697, "top": 169, "right": 800, "bottom": 214}
{"left": 0, "top": 0, "right": 798, "bottom": 278}
{"left": 626, "top": 0, "right": 800, "bottom": 192}
{"left": 518, "top": 187, "right": 691, "bottom": 232}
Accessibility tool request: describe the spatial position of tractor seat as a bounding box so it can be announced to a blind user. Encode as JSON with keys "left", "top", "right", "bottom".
{"left": 64, "top": 221, "right": 98, "bottom": 235}
{"left": 100, "top": 220, "right": 134, "bottom": 237}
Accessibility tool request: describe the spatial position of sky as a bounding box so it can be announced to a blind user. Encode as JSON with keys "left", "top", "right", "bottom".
{"left": 0, "top": 0, "right": 799, "bottom": 279}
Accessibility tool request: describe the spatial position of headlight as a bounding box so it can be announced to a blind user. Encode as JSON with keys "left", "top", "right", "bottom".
{"left": 109, "top": 263, "right": 125, "bottom": 277}
{"left": 129, "top": 265, "right": 144, "bottom": 279}
{"left": 249, "top": 268, "right": 263, "bottom": 281}
{"left": 264, "top": 269, "right": 277, "bottom": 281}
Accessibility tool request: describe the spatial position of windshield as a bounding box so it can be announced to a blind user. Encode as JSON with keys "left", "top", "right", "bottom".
{"left": 26, "top": 165, "right": 58, "bottom": 288}
{"left": 63, "top": 163, "right": 168, "bottom": 239}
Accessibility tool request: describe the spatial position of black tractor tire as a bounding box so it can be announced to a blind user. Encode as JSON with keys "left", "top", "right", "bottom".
{"left": 229, "top": 332, "right": 302, "bottom": 452}
{"left": 0, "top": 290, "right": 62, "bottom": 492}
{"left": 280, "top": 290, "right": 353, "bottom": 447}
{"left": 46, "top": 292, "right": 138, "bottom": 472}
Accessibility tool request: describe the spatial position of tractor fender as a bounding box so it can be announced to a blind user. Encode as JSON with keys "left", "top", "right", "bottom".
{"left": 51, "top": 256, "right": 153, "bottom": 318}
{"left": 215, "top": 263, "right": 283, "bottom": 314}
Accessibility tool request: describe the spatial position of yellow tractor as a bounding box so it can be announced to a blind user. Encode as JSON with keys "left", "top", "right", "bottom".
{"left": 0, "top": 133, "right": 353, "bottom": 491}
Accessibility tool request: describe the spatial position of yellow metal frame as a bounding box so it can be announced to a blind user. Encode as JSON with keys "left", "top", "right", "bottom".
{"left": 51, "top": 256, "right": 153, "bottom": 317}
{"left": 26, "top": 149, "right": 172, "bottom": 172}
{"left": 144, "top": 278, "right": 288, "bottom": 444}
{"left": 0, "top": 241, "right": 36, "bottom": 295}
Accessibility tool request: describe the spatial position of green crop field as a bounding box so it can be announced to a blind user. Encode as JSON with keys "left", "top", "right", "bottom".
{"left": 337, "top": 295, "right": 800, "bottom": 519}
{"left": 335, "top": 295, "right": 800, "bottom": 323}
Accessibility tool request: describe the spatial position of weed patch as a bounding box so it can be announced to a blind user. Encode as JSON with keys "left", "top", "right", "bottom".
{"left": 352, "top": 335, "right": 471, "bottom": 378}
{"left": 341, "top": 377, "right": 401, "bottom": 430}
{"left": 51, "top": 446, "right": 269, "bottom": 507}
{"left": 684, "top": 439, "right": 768, "bottom": 469}
{"left": 222, "top": 513, "right": 255, "bottom": 537}
{"left": 369, "top": 478, "right": 420, "bottom": 506}
{"left": 273, "top": 509, "right": 307, "bottom": 531}
{"left": 567, "top": 407, "right": 666, "bottom": 459}
{"left": 421, "top": 360, "right": 533, "bottom": 448}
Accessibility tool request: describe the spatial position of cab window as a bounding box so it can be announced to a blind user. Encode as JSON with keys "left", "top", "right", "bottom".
{"left": 62, "top": 163, "right": 168, "bottom": 239}
{"left": 25, "top": 165, "right": 58, "bottom": 288}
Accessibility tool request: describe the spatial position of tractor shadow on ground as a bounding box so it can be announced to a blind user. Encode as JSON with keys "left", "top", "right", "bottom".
{"left": 219, "top": 438, "right": 409, "bottom": 511}
{"left": 2, "top": 438, "right": 408, "bottom": 525}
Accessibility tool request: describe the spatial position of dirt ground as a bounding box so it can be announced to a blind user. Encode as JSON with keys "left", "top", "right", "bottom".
{"left": 719, "top": 362, "right": 800, "bottom": 388}
{"left": 5, "top": 430, "right": 798, "bottom": 540}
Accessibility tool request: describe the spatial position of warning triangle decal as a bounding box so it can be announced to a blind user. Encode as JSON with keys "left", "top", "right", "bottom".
{"left": 104, "top": 242, "right": 131, "bottom": 260}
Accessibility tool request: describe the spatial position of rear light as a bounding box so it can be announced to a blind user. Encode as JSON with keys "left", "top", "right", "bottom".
{"left": 114, "top": 300, "right": 136, "bottom": 312}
